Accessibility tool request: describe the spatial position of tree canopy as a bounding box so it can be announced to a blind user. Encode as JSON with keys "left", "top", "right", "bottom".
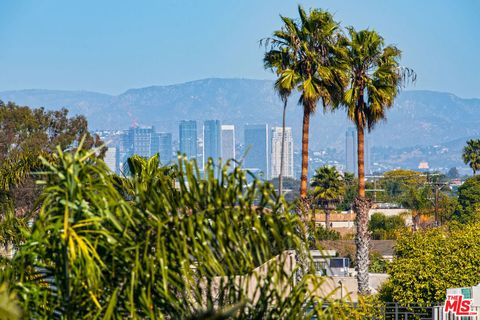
{"left": 454, "top": 175, "right": 480, "bottom": 223}
{"left": 385, "top": 223, "right": 480, "bottom": 305}
{"left": 369, "top": 212, "right": 406, "bottom": 240}
{"left": 0, "top": 101, "right": 103, "bottom": 218}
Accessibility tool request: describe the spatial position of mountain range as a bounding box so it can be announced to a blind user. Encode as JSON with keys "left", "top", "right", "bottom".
{"left": 1, "top": 78, "right": 479, "bottom": 159}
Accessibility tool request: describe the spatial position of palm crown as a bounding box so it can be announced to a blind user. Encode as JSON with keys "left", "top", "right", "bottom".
{"left": 463, "top": 139, "right": 480, "bottom": 175}
{"left": 342, "top": 28, "right": 411, "bottom": 131}
{"left": 310, "top": 166, "right": 345, "bottom": 204}
{"left": 263, "top": 6, "right": 345, "bottom": 111}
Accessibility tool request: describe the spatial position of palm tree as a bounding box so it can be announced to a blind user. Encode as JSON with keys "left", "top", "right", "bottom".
{"left": 262, "top": 6, "right": 346, "bottom": 199}
{"left": 462, "top": 139, "right": 480, "bottom": 175}
{"left": 341, "top": 27, "right": 415, "bottom": 294}
{"left": 310, "top": 166, "right": 345, "bottom": 230}
{"left": 264, "top": 49, "right": 296, "bottom": 196}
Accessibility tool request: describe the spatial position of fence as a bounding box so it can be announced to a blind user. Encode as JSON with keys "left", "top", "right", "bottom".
{"left": 375, "top": 303, "right": 480, "bottom": 320}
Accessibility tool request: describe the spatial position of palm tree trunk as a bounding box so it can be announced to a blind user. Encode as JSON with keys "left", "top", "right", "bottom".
{"left": 325, "top": 208, "right": 330, "bottom": 230}
{"left": 357, "top": 127, "right": 365, "bottom": 198}
{"left": 354, "top": 125, "right": 372, "bottom": 295}
{"left": 279, "top": 98, "right": 287, "bottom": 196}
{"left": 300, "top": 107, "right": 310, "bottom": 199}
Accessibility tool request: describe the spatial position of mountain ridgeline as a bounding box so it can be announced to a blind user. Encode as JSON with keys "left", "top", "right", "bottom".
{"left": 1, "top": 78, "right": 479, "bottom": 152}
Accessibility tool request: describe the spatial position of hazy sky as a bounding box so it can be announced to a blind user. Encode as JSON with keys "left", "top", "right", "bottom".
{"left": 0, "top": 1, "right": 479, "bottom": 97}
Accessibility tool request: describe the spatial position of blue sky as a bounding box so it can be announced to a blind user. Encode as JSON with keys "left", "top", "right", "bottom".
{"left": 0, "top": 0, "right": 478, "bottom": 97}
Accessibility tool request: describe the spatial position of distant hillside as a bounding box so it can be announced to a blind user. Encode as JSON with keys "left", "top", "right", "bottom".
{"left": 1, "top": 78, "right": 479, "bottom": 152}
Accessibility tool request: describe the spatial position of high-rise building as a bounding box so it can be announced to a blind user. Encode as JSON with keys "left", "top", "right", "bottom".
{"left": 156, "top": 132, "right": 173, "bottom": 164}
{"left": 104, "top": 146, "right": 119, "bottom": 173}
{"left": 345, "top": 127, "right": 357, "bottom": 175}
{"left": 244, "top": 124, "right": 269, "bottom": 179}
{"left": 221, "top": 125, "right": 235, "bottom": 166}
{"left": 270, "top": 127, "right": 294, "bottom": 179}
{"left": 203, "top": 120, "right": 221, "bottom": 165}
{"left": 123, "top": 127, "right": 156, "bottom": 159}
{"left": 179, "top": 120, "right": 197, "bottom": 160}
{"left": 365, "top": 136, "right": 371, "bottom": 174}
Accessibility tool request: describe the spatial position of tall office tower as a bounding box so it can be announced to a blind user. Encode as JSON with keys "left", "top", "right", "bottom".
{"left": 345, "top": 127, "right": 357, "bottom": 175}
{"left": 244, "top": 124, "right": 269, "bottom": 179}
{"left": 104, "top": 146, "right": 118, "bottom": 173}
{"left": 365, "top": 136, "right": 371, "bottom": 174}
{"left": 156, "top": 132, "right": 173, "bottom": 164}
{"left": 203, "top": 120, "right": 222, "bottom": 165}
{"left": 179, "top": 120, "right": 197, "bottom": 160}
{"left": 221, "top": 125, "right": 236, "bottom": 166}
{"left": 270, "top": 127, "right": 294, "bottom": 180}
{"left": 123, "top": 127, "right": 155, "bottom": 159}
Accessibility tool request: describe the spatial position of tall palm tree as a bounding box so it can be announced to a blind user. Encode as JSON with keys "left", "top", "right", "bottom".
{"left": 462, "top": 139, "right": 480, "bottom": 175}
{"left": 341, "top": 27, "right": 415, "bottom": 294}
{"left": 310, "top": 166, "right": 345, "bottom": 230}
{"left": 264, "top": 48, "right": 296, "bottom": 196}
{"left": 262, "top": 6, "right": 346, "bottom": 199}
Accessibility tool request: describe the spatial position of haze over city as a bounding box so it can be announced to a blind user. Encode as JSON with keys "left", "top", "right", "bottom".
{"left": 0, "top": 1, "right": 479, "bottom": 97}
{"left": 1, "top": 1, "right": 480, "bottom": 319}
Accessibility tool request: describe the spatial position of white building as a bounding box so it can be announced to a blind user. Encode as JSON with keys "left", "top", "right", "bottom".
{"left": 221, "top": 125, "right": 235, "bottom": 166}
{"left": 104, "top": 146, "right": 118, "bottom": 173}
{"left": 270, "top": 127, "right": 293, "bottom": 180}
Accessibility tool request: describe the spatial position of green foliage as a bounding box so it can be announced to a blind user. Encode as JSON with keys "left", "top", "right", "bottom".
{"left": 341, "top": 29, "right": 415, "bottom": 132}
{"left": 462, "top": 139, "right": 480, "bottom": 175}
{"left": 339, "top": 172, "right": 357, "bottom": 210}
{"left": 368, "top": 252, "right": 389, "bottom": 273}
{"left": 387, "top": 223, "right": 480, "bottom": 305}
{"left": 310, "top": 166, "right": 345, "bottom": 206}
{"left": 454, "top": 175, "right": 480, "bottom": 223}
{"left": 437, "top": 194, "right": 458, "bottom": 223}
{"left": 378, "top": 169, "right": 426, "bottom": 203}
{"left": 0, "top": 146, "right": 366, "bottom": 318}
{"left": 400, "top": 186, "right": 432, "bottom": 213}
{"left": 0, "top": 283, "right": 21, "bottom": 320}
{"left": 314, "top": 225, "right": 340, "bottom": 241}
{"left": 262, "top": 6, "right": 346, "bottom": 112}
{"left": 369, "top": 212, "right": 406, "bottom": 240}
{"left": 0, "top": 101, "right": 102, "bottom": 161}
{"left": 0, "top": 101, "right": 103, "bottom": 240}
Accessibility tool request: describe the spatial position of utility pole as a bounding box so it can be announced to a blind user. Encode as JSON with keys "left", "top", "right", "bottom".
{"left": 426, "top": 176, "right": 448, "bottom": 226}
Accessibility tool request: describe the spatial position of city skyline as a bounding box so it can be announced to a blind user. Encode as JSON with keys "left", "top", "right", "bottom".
{"left": 99, "top": 118, "right": 459, "bottom": 178}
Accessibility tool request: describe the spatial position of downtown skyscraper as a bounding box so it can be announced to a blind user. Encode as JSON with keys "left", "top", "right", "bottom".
{"left": 156, "top": 132, "right": 173, "bottom": 164}
{"left": 345, "top": 127, "right": 357, "bottom": 175}
{"left": 123, "top": 127, "right": 155, "bottom": 159}
{"left": 203, "top": 120, "right": 221, "bottom": 165}
{"left": 221, "top": 125, "right": 235, "bottom": 166}
{"left": 345, "top": 127, "right": 372, "bottom": 175}
{"left": 270, "top": 127, "right": 293, "bottom": 179}
{"left": 244, "top": 124, "right": 269, "bottom": 179}
{"left": 179, "top": 120, "right": 197, "bottom": 160}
